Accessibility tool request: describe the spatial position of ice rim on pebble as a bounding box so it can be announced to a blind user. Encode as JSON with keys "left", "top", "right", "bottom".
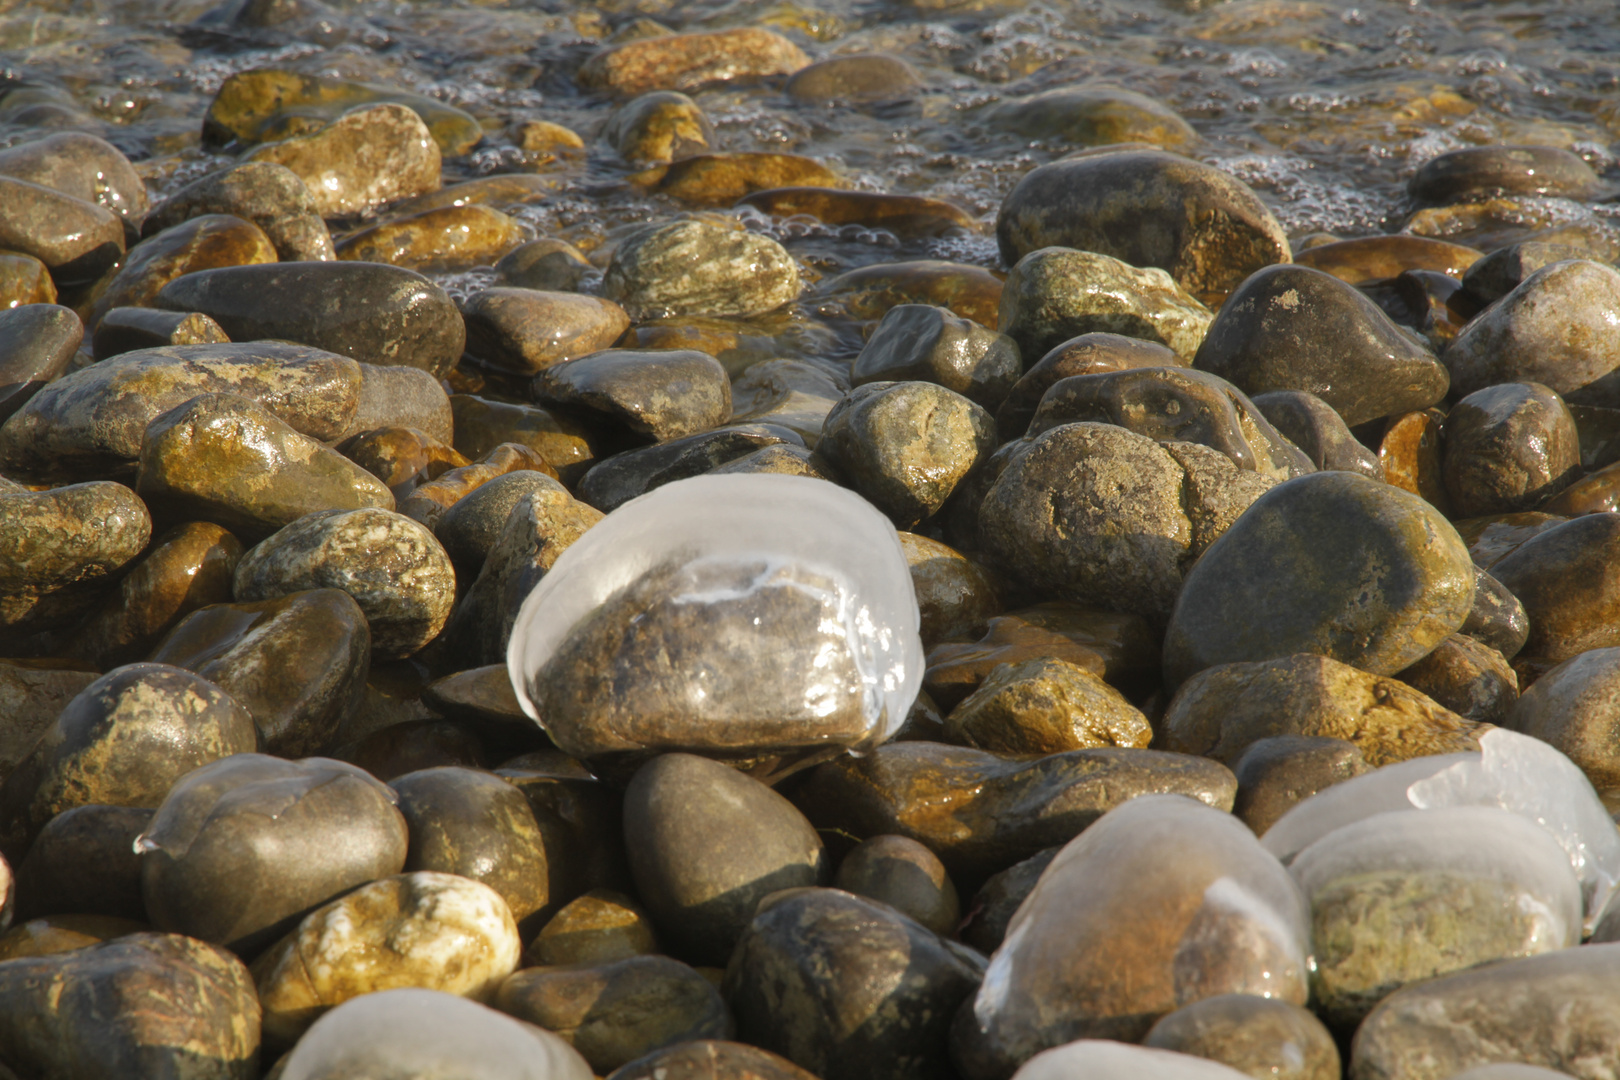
{"left": 505, "top": 472, "right": 925, "bottom": 749}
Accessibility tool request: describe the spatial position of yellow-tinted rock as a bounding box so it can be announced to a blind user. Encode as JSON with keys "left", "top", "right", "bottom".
{"left": 90, "top": 214, "right": 277, "bottom": 326}
{"left": 335, "top": 205, "right": 526, "bottom": 272}
{"left": 602, "top": 92, "right": 713, "bottom": 167}
{"left": 987, "top": 86, "right": 1198, "bottom": 151}
{"left": 387, "top": 174, "right": 557, "bottom": 217}
{"left": 636, "top": 152, "right": 843, "bottom": 205}
{"left": 514, "top": 119, "right": 585, "bottom": 155}
{"left": 339, "top": 426, "right": 470, "bottom": 502}
{"left": 816, "top": 260, "right": 1003, "bottom": 327}
{"left": 246, "top": 103, "right": 442, "bottom": 219}
{"left": 898, "top": 531, "right": 1001, "bottom": 646}
{"left": 1545, "top": 459, "right": 1620, "bottom": 516}
{"left": 736, "top": 187, "right": 977, "bottom": 237}
{"left": 0, "top": 252, "right": 56, "bottom": 309}
{"left": 526, "top": 889, "right": 658, "bottom": 968}
{"left": 1293, "top": 235, "right": 1482, "bottom": 285}
{"left": 397, "top": 442, "right": 557, "bottom": 532}
{"left": 449, "top": 395, "right": 600, "bottom": 481}
{"left": 946, "top": 656, "right": 1152, "bottom": 754}
{"left": 1379, "top": 408, "right": 1453, "bottom": 516}
{"left": 0, "top": 914, "right": 148, "bottom": 961}
{"left": 579, "top": 27, "right": 809, "bottom": 97}
{"left": 204, "top": 69, "right": 482, "bottom": 156}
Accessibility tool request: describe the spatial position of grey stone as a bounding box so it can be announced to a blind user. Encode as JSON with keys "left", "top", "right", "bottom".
{"left": 852, "top": 304, "right": 1020, "bottom": 410}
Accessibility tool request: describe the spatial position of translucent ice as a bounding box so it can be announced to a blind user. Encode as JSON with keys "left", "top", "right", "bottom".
{"left": 506, "top": 474, "right": 924, "bottom": 757}
{"left": 279, "top": 989, "right": 592, "bottom": 1080}
{"left": 1012, "top": 1039, "right": 1256, "bottom": 1080}
{"left": 1259, "top": 753, "right": 1474, "bottom": 865}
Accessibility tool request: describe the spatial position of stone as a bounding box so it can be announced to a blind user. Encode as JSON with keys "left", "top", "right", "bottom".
{"left": 707, "top": 442, "right": 839, "bottom": 480}
{"left": 1490, "top": 513, "right": 1620, "bottom": 662}
{"left": 622, "top": 753, "right": 825, "bottom": 966}
{"left": 1443, "top": 382, "right": 1580, "bottom": 517}
{"left": 0, "top": 933, "right": 259, "bottom": 1079}
{"left": 434, "top": 469, "right": 562, "bottom": 574}
{"left": 951, "top": 796, "right": 1309, "bottom": 1079}
{"left": 725, "top": 887, "right": 983, "bottom": 1080}
{"left": 1443, "top": 260, "right": 1620, "bottom": 402}
{"left": 782, "top": 52, "right": 917, "bottom": 104}
{"left": 533, "top": 348, "right": 731, "bottom": 442}
{"left": 13, "top": 804, "right": 150, "bottom": 921}
{"left": 946, "top": 657, "right": 1151, "bottom": 755}
{"left": 576, "top": 423, "right": 805, "bottom": 512}
{"left": 638, "top": 153, "right": 843, "bottom": 206}
{"left": 139, "top": 754, "right": 405, "bottom": 955}
{"left": 1457, "top": 512, "right": 1567, "bottom": 571}
{"left": 496, "top": 765, "right": 631, "bottom": 916}
{"left": 1028, "top": 367, "right": 1311, "bottom": 481}
{"left": 1163, "top": 472, "right": 1475, "bottom": 688}
{"left": 0, "top": 663, "right": 99, "bottom": 786}
{"left": 579, "top": 28, "right": 809, "bottom": 97}
{"left": 345, "top": 362, "right": 453, "bottom": 445}
{"left": 1291, "top": 235, "right": 1482, "bottom": 286}
{"left": 513, "top": 119, "right": 584, "bottom": 155}
{"left": 497, "top": 956, "right": 731, "bottom": 1073}
{"left": 0, "top": 132, "right": 148, "bottom": 228}
{"left": 1144, "top": 995, "right": 1340, "bottom": 1080}
{"left": 1507, "top": 647, "right": 1620, "bottom": 796}
{"left": 92, "top": 307, "right": 230, "bottom": 359}
{"left": 996, "top": 150, "right": 1289, "bottom": 298}
{"left": 900, "top": 532, "right": 1001, "bottom": 647}
{"left": 603, "top": 220, "right": 800, "bottom": 320}
{"left": 0, "top": 304, "right": 80, "bottom": 425}
{"left": 818, "top": 260, "right": 1004, "bottom": 327}
{"left": 727, "top": 359, "right": 848, "bottom": 447}
{"left": 1378, "top": 408, "right": 1452, "bottom": 515}
{"left": 461, "top": 289, "right": 629, "bottom": 375}
{"left": 1409, "top": 144, "right": 1605, "bottom": 204}
{"left": 1161, "top": 653, "right": 1484, "bottom": 768}
{"left": 333, "top": 205, "right": 526, "bottom": 273}
{"left": 1396, "top": 633, "right": 1518, "bottom": 725}
{"left": 156, "top": 262, "right": 465, "bottom": 379}
{"left": 149, "top": 589, "right": 370, "bottom": 757}
{"left": 1232, "top": 735, "right": 1369, "bottom": 838}
{"left": 0, "top": 664, "right": 255, "bottom": 859}
{"left": 819, "top": 381, "right": 997, "bottom": 528}
{"left": 1252, "top": 389, "right": 1383, "bottom": 479}
{"left": 1192, "top": 264, "right": 1448, "bottom": 427}
{"left": 795, "top": 743, "right": 1236, "bottom": 879}
{"left": 1546, "top": 459, "right": 1620, "bottom": 515}
{"left": 251, "top": 871, "right": 521, "bottom": 1047}
{"left": 0, "top": 913, "right": 146, "bottom": 961}
{"left": 736, "top": 188, "right": 978, "bottom": 239}
{"left": 398, "top": 442, "right": 558, "bottom": 533}
{"left": 988, "top": 85, "right": 1196, "bottom": 149}
{"left": 90, "top": 214, "right": 277, "bottom": 326}
{"left": 0, "top": 341, "right": 361, "bottom": 481}
{"left": 1011, "top": 1041, "right": 1257, "bottom": 1080}
{"left": 833, "top": 835, "right": 959, "bottom": 938}
{"left": 528, "top": 889, "right": 658, "bottom": 968}
{"left": 958, "top": 847, "right": 1057, "bottom": 954}
{"left": 0, "top": 176, "right": 124, "bottom": 285}
{"left": 495, "top": 239, "right": 594, "bottom": 292}
{"left": 0, "top": 253, "right": 56, "bottom": 310}
{"left": 340, "top": 426, "right": 468, "bottom": 502}
{"left": 142, "top": 161, "right": 333, "bottom": 263}
{"left": 997, "top": 332, "right": 1179, "bottom": 438}
{"left": 203, "top": 69, "right": 481, "bottom": 155}
{"left": 0, "top": 482, "right": 151, "bottom": 641}
{"left": 1461, "top": 566, "right": 1531, "bottom": 659}
{"left": 1459, "top": 241, "right": 1591, "bottom": 307}
{"left": 602, "top": 91, "right": 714, "bottom": 167}
{"left": 244, "top": 103, "right": 441, "bottom": 217}
{"left": 852, "top": 304, "right": 1020, "bottom": 410}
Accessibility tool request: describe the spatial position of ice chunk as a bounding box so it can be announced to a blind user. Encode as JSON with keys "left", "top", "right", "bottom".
{"left": 506, "top": 474, "right": 923, "bottom": 757}
{"left": 1012, "top": 1039, "right": 1256, "bottom": 1080}
{"left": 1407, "top": 728, "right": 1620, "bottom": 932}
{"left": 279, "top": 988, "right": 592, "bottom": 1080}
{"left": 1259, "top": 753, "right": 1474, "bottom": 865}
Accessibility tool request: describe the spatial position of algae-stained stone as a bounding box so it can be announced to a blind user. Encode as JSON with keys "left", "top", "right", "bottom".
{"left": 90, "top": 214, "right": 277, "bottom": 325}
{"left": 1443, "top": 382, "right": 1580, "bottom": 518}
{"left": 834, "top": 835, "right": 959, "bottom": 938}
{"left": 140, "top": 754, "right": 407, "bottom": 956}
{"left": 204, "top": 69, "right": 481, "bottom": 155}
{"left": 852, "top": 304, "right": 1020, "bottom": 410}
{"left": 818, "top": 381, "right": 996, "bottom": 529}
{"left": 1252, "top": 389, "right": 1384, "bottom": 479}
{"left": 0, "top": 176, "right": 124, "bottom": 284}
{"left": 623, "top": 754, "right": 825, "bottom": 966}
{"left": 529, "top": 889, "right": 658, "bottom": 967}
{"left": 1409, "top": 144, "right": 1605, "bottom": 205}
{"left": 0, "top": 304, "right": 80, "bottom": 425}
{"left": 1192, "top": 264, "right": 1448, "bottom": 427}
{"left": 533, "top": 348, "right": 730, "bottom": 442}
{"left": 495, "top": 238, "right": 594, "bottom": 293}
{"left": 142, "top": 160, "right": 333, "bottom": 263}
{"left": 1443, "top": 260, "right": 1620, "bottom": 402}
{"left": 0, "top": 252, "right": 56, "bottom": 310}
{"left": 0, "top": 482, "right": 151, "bottom": 638}
{"left": 1292, "top": 235, "right": 1482, "bottom": 286}
{"left": 785, "top": 53, "right": 921, "bottom": 104}
{"left": 1144, "top": 994, "right": 1340, "bottom": 1080}
{"left": 497, "top": 766, "right": 630, "bottom": 918}
{"left": 498, "top": 955, "right": 731, "bottom": 1073}
{"left": 603, "top": 219, "right": 800, "bottom": 320}
{"left": 1378, "top": 407, "right": 1452, "bottom": 514}
{"left": 389, "top": 767, "right": 549, "bottom": 925}
{"left": 1160, "top": 653, "right": 1484, "bottom": 768}
{"left": 577, "top": 424, "right": 804, "bottom": 512}
{"left": 0, "top": 913, "right": 146, "bottom": 962}
{"left": 1232, "top": 736, "right": 1368, "bottom": 837}
{"left": 0, "top": 341, "right": 361, "bottom": 481}
{"left": 0, "top": 663, "right": 99, "bottom": 786}
{"left": 1489, "top": 512, "right": 1620, "bottom": 662}
{"left": 899, "top": 532, "right": 1001, "bottom": 647}
{"left": 579, "top": 28, "right": 809, "bottom": 97}
{"left": 946, "top": 657, "right": 1151, "bottom": 755}
{"left": 149, "top": 589, "right": 371, "bottom": 757}
{"left": 1508, "top": 646, "right": 1620, "bottom": 794}
{"left": 1348, "top": 942, "right": 1620, "bottom": 1080}
{"left": 1460, "top": 566, "right": 1530, "bottom": 660}
{"left": 334, "top": 205, "right": 525, "bottom": 273}
{"left": 339, "top": 426, "right": 468, "bottom": 501}
{"left": 346, "top": 362, "right": 453, "bottom": 445}
{"left": 397, "top": 442, "right": 557, "bottom": 532}
{"left": 793, "top": 742, "right": 1236, "bottom": 879}
{"left": 641, "top": 152, "right": 843, "bottom": 206}
{"left": 1163, "top": 472, "right": 1475, "bottom": 689}
{"left": 137, "top": 393, "right": 393, "bottom": 537}
{"left": 156, "top": 262, "right": 465, "bottom": 379}
{"left": 995, "top": 150, "right": 1289, "bottom": 298}
{"left": 244, "top": 102, "right": 441, "bottom": 219}
{"left": 92, "top": 308, "right": 231, "bottom": 359}
{"left": 0, "top": 663, "right": 255, "bottom": 858}
{"left": 724, "top": 887, "right": 983, "bottom": 1080}
{"left": 1546, "top": 459, "right": 1620, "bottom": 516}
{"left": 608, "top": 1040, "right": 821, "bottom": 1080}
{"left": 252, "top": 871, "right": 521, "bottom": 1047}
{"left": 461, "top": 288, "right": 629, "bottom": 375}
{"left": 988, "top": 86, "right": 1196, "bottom": 149}
{"left": 233, "top": 507, "right": 454, "bottom": 660}
{"left": 14, "top": 804, "right": 151, "bottom": 921}
{"left": 0, "top": 132, "right": 148, "bottom": 227}
{"left": 434, "top": 469, "right": 564, "bottom": 574}
{"left": 1396, "top": 633, "right": 1518, "bottom": 725}
{"left": 735, "top": 188, "right": 978, "bottom": 239}
{"left": 817, "top": 259, "right": 1004, "bottom": 327}
{"left": 0, "top": 932, "right": 260, "bottom": 1079}
{"left": 602, "top": 91, "right": 714, "bottom": 167}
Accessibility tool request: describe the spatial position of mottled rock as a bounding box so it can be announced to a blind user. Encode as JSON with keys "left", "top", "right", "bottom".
{"left": 0, "top": 176, "right": 124, "bottom": 284}
{"left": 1443, "top": 382, "right": 1580, "bottom": 517}
{"left": 0, "top": 132, "right": 148, "bottom": 227}
{"left": 997, "top": 332, "right": 1178, "bottom": 437}
{"left": 92, "top": 307, "right": 230, "bottom": 359}
{"left": 0, "top": 304, "right": 80, "bottom": 425}
{"left": 340, "top": 426, "right": 467, "bottom": 502}
{"left": 1252, "top": 389, "right": 1384, "bottom": 479}
{"left": 1378, "top": 408, "right": 1452, "bottom": 515}
{"left": 204, "top": 69, "right": 481, "bottom": 156}
{"left": 946, "top": 657, "right": 1151, "bottom": 755}
{"left": 1410, "top": 144, "right": 1604, "bottom": 205}
{"left": 577, "top": 423, "right": 804, "bottom": 511}
{"left": 603, "top": 220, "right": 800, "bottom": 319}
{"left": 1458, "top": 240, "right": 1590, "bottom": 307}
{"left": 528, "top": 889, "right": 657, "bottom": 968}
{"left": 602, "top": 91, "right": 714, "bottom": 167}
{"left": 434, "top": 469, "right": 561, "bottom": 574}
{"left": 244, "top": 103, "right": 441, "bottom": 218}
{"left": 900, "top": 531, "right": 1001, "bottom": 647}
{"left": 580, "top": 28, "right": 809, "bottom": 97}
{"left": 1396, "top": 633, "right": 1518, "bottom": 724}
{"left": 91, "top": 214, "right": 277, "bottom": 325}
{"left": 1460, "top": 565, "right": 1531, "bottom": 659}
{"left": 834, "top": 834, "right": 960, "bottom": 938}
{"left": 1144, "top": 995, "right": 1340, "bottom": 1080}
{"left": 818, "top": 260, "right": 1004, "bottom": 327}
{"left": 988, "top": 86, "right": 1196, "bottom": 150}
{"left": 0, "top": 482, "right": 150, "bottom": 639}
{"left": 397, "top": 442, "right": 557, "bottom": 533}
{"left": 639, "top": 152, "right": 842, "bottom": 206}
{"left": 853, "top": 304, "right": 1019, "bottom": 410}
{"left": 142, "top": 160, "right": 333, "bottom": 262}
{"left": 1292, "top": 235, "right": 1481, "bottom": 286}
{"left": 533, "top": 348, "right": 731, "bottom": 442}
{"left": 0, "top": 663, "right": 99, "bottom": 786}
{"left": 1508, "top": 647, "right": 1620, "bottom": 795}
{"left": 0, "top": 252, "right": 56, "bottom": 310}
{"left": 1490, "top": 512, "right": 1620, "bottom": 662}
{"left": 461, "top": 289, "right": 629, "bottom": 375}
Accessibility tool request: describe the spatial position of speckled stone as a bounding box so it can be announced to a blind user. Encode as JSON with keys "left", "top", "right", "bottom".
{"left": 142, "top": 160, "right": 334, "bottom": 262}
{"left": 244, "top": 102, "right": 442, "bottom": 218}
{"left": 0, "top": 482, "right": 151, "bottom": 641}
{"left": 461, "top": 289, "right": 629, "bottom": 375}
{"left": 603, "top": 219, "right": 800, "bottom": 320}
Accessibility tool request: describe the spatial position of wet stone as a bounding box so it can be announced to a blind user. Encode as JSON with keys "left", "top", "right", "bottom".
{"left": 607, "top": 1040, "right": 820, "bottom": 1080}
{"left": 513, "top": 118, "right": 584, "bottom": 155}
{"left": 623, "top": 753, "right": 825, "bottom": 966}
{"left": 1489, "top": 512, "right": 1620, "bottom": 662}
{"left": 495, "top": 239, "right": 594, "bottom": 293}
{"left": 14, "top": 804, "right": 151, "bottom": 922}
{"left": 149, "top": 588, "right": 371, "bottom": 757}
{"left": 346, "top": 362, "right": 453, "bottom": 446}
{"left": 398, "top": 442, "right": 557, "bottom": 532}
{"left": 1508, "top": 647, "right": 1620, "bottom": 796}
{"left": 527, "top": 888, "right": 658, "bottom": 968}
{"left": 727, "top": 359, "right": 848, "bottom": 447}
{"left": 532, "top": 348, "right": 731, "bottom": 442}
{"left": 1231, "top": 735, "right": 1369, "bottom": 837}
{"left": 335, "top": 205, "right": 527, "bottom": 273}
{"left": 497, "top": 955, "right": 731, "bottom": 1073}
{"left": 1395, "top": 632, "right": 1518, "bottom": 725}
{"left": 1409, "top": 144, "right": 1605, "bottom": 204}
{"left": 900, "top": 531, "right": 1002, "bottom": 647}
{"left": 1378, "top": 408, "right": 1452, "bottom": 516}
{"left": 834, "top": 835, "right": 960, "bottom": 938}
{"left": 1460, "top": 565, "right": 1531, "bottom": 660}
{"left": 1458, "top": 240, "right": 1590, "bottom": 307}
{"left": 339, "top": 720, "right": 489, "bottom": 784}
{"left": 0, "top": 913, "right": 146, "bottom": 961}
{"left": 244, "top": 102, "right": 442, "bottom": 218}
{"left": 996, "top": 149, "right": 1290, "bottom": 299}
{"left": 0, "top": 176, "right": 124, "bottom": 284}
{"left": 736, "top": 188, "right": 978, "bottom": 238}
{"left": 0, "top": 662, "right": 99, "bottom": 786}
{"left": 0, "top": 252, "right": 56, "bottom": 310}
{"left": 233, "top": 506, "right": 455, "bottom": 660}
{"left": 139, "top": 754, "right": 406, "bottom": 955}
{"left": 603, "top": 219, "right": 800, "bottom": 320}
{"left": 338, "top": 426, "right": 467, "bottom": 502}
{"left": 785, "top": 53, "right": 921, "bottom": 104}
{"left": 1457, "top": 512, "right": 1567, "bottom": 571}
{"left": 638, "top": 152, "right": 844, "bottom": 206}
{"left": 92, "top": 307, "right": 230, "bottom": 359}
{"left": 959, "top": 846, "right": 1057, "bottom": 954}
{"left": 579, "top": 28, "right": 809, "bottom": 98}
{"left": 90, "top": 214, "right": 277, "bottom": 326}
{"left": 852, "top": 304, "right": 1019, "bottom": 410}
{"left": 725, "top": 887, "right": 983, "bottom": 1080}
{"left": 1143, "top": 994, "right": 1340, "bottom": 1080}
{"left": 945, "top": 657, "right": 1152, "bottom": 755}
{"left": 1443, "top": 382, "right": 1580, "bottom": 517}
{"left": 1252, "top": 389, "right": 1384, "bottom": 479}
{"left": 142, "top": 160, "right": 334, "bottom": 263}
{"left": 0, "top": 132, "right": 148, "bottom": 228}
{"left": 577, "top": 423, "right": 804, "bottom": 512}
{"left": 434, "top": 469, "right": 564, "bottom": 575}
{"left": 0, "top": 303, "right": 81, "bottom": 424}
{"left": 793, "top": 742, "right": 1236, "bottom": 880}
{"left": 997, "top": 332, "right": 1179, "bottom": 439}
{"left": 1291, "top": 235, "right": 1482, "bottom": 287}
{"left": 602, "top": 91, "right": 715, "bottom": 167}
{"left": 987, "top": 85, "right": 1196, "bottom": 150}
{"left": 817, "top": 260, "right": 1004, "bottom": 327}
{"left": 156, "top": 262, "right": 466, "bottom": 379}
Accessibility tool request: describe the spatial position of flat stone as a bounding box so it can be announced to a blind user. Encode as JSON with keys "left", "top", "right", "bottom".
{"left": 0, "top": 913, "right": 147, "bottom": 962}
{"left": 0, "top": 482, "right": 151, "bottom": 640}
{"left": 204, "top": 69, "right": 481, "bottom": 156}
{"left": 1409, "top": 144, "right": 1605, "bottom": 204}
{"left": 244, "top": 102, "right": 441, "bottom": 218}
{"left": 817, "top": 260, "right": 1003, "bottom": 327}
{"left": 603, "top": 219, "right": 800, "bottom": 320}
{"left": 1292, "top": 235, "right": 1481, "bottom": 286}
{"left": 1252, "top": 389, "right": 1384, "bottom": 479}
{"left": 0, "top": 176, "right": 123, "bottom": 285}
{"left": 142, "top": 160, "right": 333, "bottom": 262}
{"left": 1490, "top": 513, "right": 1620, "bottom": 662}
{"left": 533, "top": 348, "right": 731, "bottom": 442}
{"left": 638, "top": 152, "right": 843, "bottom": 206}
{"left": 0, "top": 304, "right": 81, "bottom": 425}
{"left": 579, "top": 28, "right": 809, "bottom": 97}
{"left": 334, "top": 204, "right": 526, "bottom": 273}
{"left": 1144, "top": 995, "right": 1339, "bottom": 1080}
{"left": 988, "top": 85, "right": 1196, "bottom": 150}
{"left": 461, "top": 289, "right": 629, "bottom": 375}
{"left": 786, "top": 52, "right": 920, "bottom": 104}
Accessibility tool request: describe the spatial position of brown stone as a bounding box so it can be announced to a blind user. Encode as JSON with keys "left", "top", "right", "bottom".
{"left": 0, "top": 482, "right": 151, "bottom": 640}
{"left": 89, "top": 214, "right": 277, "bottom": 327}
{"left": 0, "top": 252, "right": 56, "bottom": 309}
{"left": 1231, "top": 735, "right": 1369, "bottom": 836}
{"left": 898, "top": 532, "right": 1001, "bottom": 647}
{"left": 339, "top": 425, "right": 469, "bottom": 502}
{"left": 1292, "top": 236, "right": 1481, "bottom": 285}
{"left": 1144, "top": 994, "right": 1340, "bottom": 1080}
{"left": 736, "top": 187, "right": 977, "bottom": 238}
{"left": 816, "top": 260, "right": 1003, "bottom": 327}
{"left": 527, "top": 889, "right": 658, "bottom": 968}
{"left": 637, "top": 152, "right": 842, "bottom": 206}
{"left": 0, "top": 176, "right": 124, "bottom": 284}
{"left": 1490, "top": 512, "right": 1620, "bottom": 662}
{"left": 92, "top": 308, "right": 231, "bottom": 359}
{"left": 1396, "top": 633, "right": 1519, "bottom": 725}
{"left": 946, "top": 657, "right": 1152, "bottom": 755}
{"left": 245, "top": 102, "right": 442, "bottom": 218}
{"left": 397, "top": 442, "right": 557, "bottom": 532}
{"left": 833, "top": 835, "right": 959, "bottom": 938}
{"left": 578, "top": 28, "right": 809, "bottom": 97}
{"left": 335, "top": 205, "right": 527, "bottom": 273}
{"left": 449, "top": 395, "right": 600, "bottom": 483}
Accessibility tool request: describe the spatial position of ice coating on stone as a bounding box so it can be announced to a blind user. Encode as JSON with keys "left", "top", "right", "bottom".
{"left": 134, "top": 754, "right": 397, "bottom": 859}
{"left": 1291, "top": 806, "right": 1582, "bottom": 953}
{"left": 506, "top": 473, "right": 924, "bottom": 747}
{"left": 1446, "top": 1067, "right": 1575, "bottom": 1080}
{"left": 1012, "top": 1039, "right": 1256, "bottom": 1080}
{"left": 280, "top": 989, "right": 593, "bottom": 1080}
{"left": 1259, "top": 753, "right": 1476, "bottom": 865}
{"left": 1407, "top": 728, "right": 1620, "bottom": 931}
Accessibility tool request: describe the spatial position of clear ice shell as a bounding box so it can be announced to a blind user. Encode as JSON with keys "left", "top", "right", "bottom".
{"left": 1012, "top": 1039, "right": 1256, "bottom": 1080}
{"left": 506, "top": 473, "right": 924, "bottom": 748}
{"left": 279, "top": 988, "right": 593, "bottom": 1080}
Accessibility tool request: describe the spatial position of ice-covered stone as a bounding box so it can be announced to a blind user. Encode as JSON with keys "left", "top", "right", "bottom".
{"left": 1011, "top": 1037, "right": 1258, "bottom": 1080}
{"left": 280, "top": 988, "right": 592, "bottom": 1080}
{"left": 1260, "top": 755, "right": 1473, "bottom": 865}
{"left": 506, "top": 474, "right": 923, "bottom": 759}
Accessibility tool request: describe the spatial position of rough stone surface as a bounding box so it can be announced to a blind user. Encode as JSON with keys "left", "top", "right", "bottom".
{"left": 143, "top": 161, "right": 334, "bottom": 262}
{"left": 603, "top": 219, "right": 801, "bottom": 319}
{"left": 244, "top": 102, "right": 442, "bottom": 217}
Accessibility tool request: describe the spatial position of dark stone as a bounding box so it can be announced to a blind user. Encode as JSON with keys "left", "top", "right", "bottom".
{"left": 1489, "top": 512, "right": 1620, "bottom": 662}
{"left": 851, "top": 304, "right": 1019, "bottom": 410}
{"left": 92, "top": 307, "right": 230, "bottom": 360}
{"left": 0, "top": 132, "right": 148, "bottom": 229}
{"left": 0, "top": 175, "right": 124, "bottom": 285}
{"left": 607, "top": 1040, "right": 820, "bottom": 1080}
{"left": 0, "top": 304, "right": 80, "bottom": 425}
{"left": 339, "top": 426, "right": 468, "bottom": 503}
{"left": 90, "top": 214, "right": 277, "bottom": 325}
{"left": 578, "top": 423, "right": 803, "bottom": 512}
{"left": 785, "top": 54, "right": 921, "bottom": 104}
{"left": 1396, "top": 633, "right": 1518, "bottom": 725}
{"left": 996, "top": 332, "right": 1179, "bottom": 439}
{"left": 1252, "top": 389, "right": 1384, "bottom": 479}
{"left": 735, "top": 188, "right": 976, "bottom": 239}
{"left": 342, "top": 363, "right": 453, "bottom": 446}
{"left": 533, "top": 348, "right": 732, "bottom": 442}
{"left": 834, "top": 834, "right": 960, "bottom": 938}
{"left": 461, "top": 289, "right": 630, "bottom": 376}
{"left": 1459, "top": 241, "right": 1591, "bottom": 307}
{"left": 14, "top": 804, "right": 151, "bottom": 922}
{"left": 434, "top": 470, "right": 562, "bottom": 575}
{"left": 1461, "top": 565, "right": 1530, "bottom": 660}
{"left": 142, "top": 160, "right": 334, "bottom": 262}
{"left": 1443, "top": 382, "right": 1580, "bottom": 517}
{"left": 1144, "top": 994, "right": 1340, "bottom": 1080}
{"left": 1231, "top": 735, "right": 1368, "bottom": 836}
{"left": 450, "top": 394, "right": 602, "bottom": 485}
{"left": 1409, "top": 145, "right": 1605, "bottom": 205}
{"left": 495, "top": 239, "right": 594, "bottom": 292}
{"left": 0, "top": 663, "right": 99, "bottom": 787}
{"left": 0, "top": 482, "right": 151, "bottom": 641}
{"left": 958, "top": 847, "right": 1058, "bottom": 955}
{"left": 1507, "top": 646, "right": 1620, "bottom": 796}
